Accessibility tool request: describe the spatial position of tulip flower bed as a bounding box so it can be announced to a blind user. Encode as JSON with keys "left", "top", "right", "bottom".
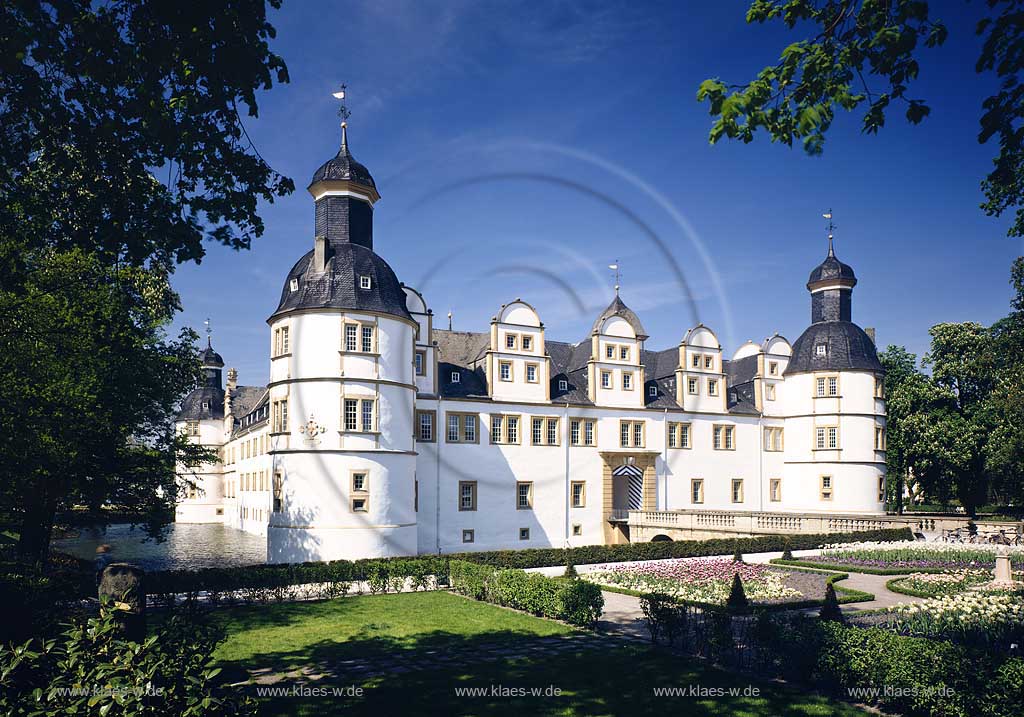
{"left": 780, "top": 541, "right": 1024, "bottom": 574}
{"left": 888, "top": 569, "right": 994, "bottom": 598}
{"left": 885, "top": 590, "right": 1024, "bottom": 650}
{"left": 582, "top": 558, "right": 802, "bottom": 604}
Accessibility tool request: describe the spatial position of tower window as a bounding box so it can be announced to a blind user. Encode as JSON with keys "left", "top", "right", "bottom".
{"left": 687, "top": 377, "right": 698, "bottom": 394}
{"left": 289, "top": 278, "right": 299, "bottom": 292}
{"left": 359, "top": 275, "right": 371, "bottom": 290}
{"left": 815, "top": 343, "right": 827, "bottom": 357}
{"left": 768, "top": 361, "right": 778, "bottom": 376}
{"left": 499, "top": 361, "right": 512, "bottom": 381}
{"left": 201, "top": 401, "right": 209, "bottom": 410}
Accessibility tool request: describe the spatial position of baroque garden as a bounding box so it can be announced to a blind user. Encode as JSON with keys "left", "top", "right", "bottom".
{"left": 2, "top": 2, "right": 1023, "bottom": 717}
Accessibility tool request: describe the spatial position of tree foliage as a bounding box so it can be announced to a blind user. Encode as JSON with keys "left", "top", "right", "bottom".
{"left": 0, "top": 1, "right": 291, "bottom": 562}
{"left": 698, "top": 0, "right": 1024, "bottom": 237}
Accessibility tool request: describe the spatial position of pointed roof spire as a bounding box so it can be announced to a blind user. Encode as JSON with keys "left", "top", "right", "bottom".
{"left": 823, "top": 209, "right": 835, "bottom": 256}
{"left": 608, "top": 260, "right": 621, "bottom": 296}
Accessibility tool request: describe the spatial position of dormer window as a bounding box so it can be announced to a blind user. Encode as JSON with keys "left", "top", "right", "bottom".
{"left": 202, "top": 401, "right": 209, "bottom": 410}
{"left": 704, "top": 356, "right": 713, "bottom": 369}
{"left": 815, "top": 343, "right": 827, "bottom": 357}
{"left": 359, "top": 275, "right": 372, "bottom": 290}
{"left": 289, "top": 278, "right": 299, "bottom": 292}
{"left": 648, "top": 386, "right": 657, "bottom": 397}
{"left": 620, "top": 346, "right": 629, "bottom": 360}
{"left": 506, "top": 334, "right": 517, "bottom": 350}
{"left": 558, "top": 379, "right": 568, "bottom": 391}
{"left": 769, "top": 361, "right": 779, "bottom": 376}
{"left": 451, "top": 371, "right": 461, "bottom": 384}
{"left": 522, "top": 335, "right": 533, "bottom": 351}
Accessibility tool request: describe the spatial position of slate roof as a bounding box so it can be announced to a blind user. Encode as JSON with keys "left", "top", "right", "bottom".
{"left": 230, "top": 386, "right": 268, "bottom": 419}
{"left": 176, "top": 386, "right": 225, "bottom": 421}
{"left": 807, "top": 245, "right": 857, "bottom": 287}
{"left": 271, "top": 244, "right": 412, "bottom": 322}
{"left": 309, "top": 134, "right": 377, "bottom": 190}
{"left": 785, "top": 321, "right": 883, "bottom": 376}
{"left": 431, "top": 329, "right": 758, "bottom": 414}
{"left": 199, "top": 344, "right": 224, "bottom": 367}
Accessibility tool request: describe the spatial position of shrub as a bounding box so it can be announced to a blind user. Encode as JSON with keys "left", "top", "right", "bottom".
{"left": 781, "top": 538, "right": 794, "bottom": 561}
{"left": 564, "top": 561, "right": 578, "bottom": 578}
{"left": 819, "top": 583, "right": 843, "bottom": 622}
{"left": 0, "top": 599, "right": 255, "bottom": 717}
{"left": 640, "top": 592, "right": 687, "bottom": 645}
{"left": 732, "top": 546, "right": 744, "bottom": 562}
{"left": 726, "top": 573, "right": 749, "bottom": 613}
{"left": 448, "top": 561, "right": 602, "bottom": 627}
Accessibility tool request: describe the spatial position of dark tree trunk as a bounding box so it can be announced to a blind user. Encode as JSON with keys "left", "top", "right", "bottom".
{"left": 16, "top": 489, "right": 57, "bottom": 567}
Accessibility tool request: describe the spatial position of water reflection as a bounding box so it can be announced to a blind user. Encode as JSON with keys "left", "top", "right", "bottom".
{"left": 53, "top": 523, "right": 267, "bottom": 572}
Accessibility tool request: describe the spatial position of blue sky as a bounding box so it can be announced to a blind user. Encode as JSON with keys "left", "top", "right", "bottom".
{"left": 171, "top": 0, "right": 1022, "bottom": 387}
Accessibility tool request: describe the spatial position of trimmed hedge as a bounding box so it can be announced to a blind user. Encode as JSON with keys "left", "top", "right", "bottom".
{"left": 143, "top": 527, "right": 913, "bottom": 597}
{"left": 448, "top": 560, "right": 603, "bottom": 627}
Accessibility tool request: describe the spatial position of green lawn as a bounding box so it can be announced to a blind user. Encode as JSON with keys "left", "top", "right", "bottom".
{"left": 209, "top": 591, "right": 868, "bottom": 717}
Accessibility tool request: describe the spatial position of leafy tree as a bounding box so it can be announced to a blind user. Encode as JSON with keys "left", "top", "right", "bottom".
{"left": 985, "top": 257, "right": 1024, "bottom": 504}
{"left": 698, "top": 0, "right": 1024, "bottom": 237}
{"left": 0, "top": 1, "right": 292, "bottom": 563}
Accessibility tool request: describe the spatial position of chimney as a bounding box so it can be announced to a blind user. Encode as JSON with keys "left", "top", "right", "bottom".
{"left": 313, "top": 235, "right": 327, "bottom": 273}
{"left": 864, "top": 327, "right": 876, "bottom": 345}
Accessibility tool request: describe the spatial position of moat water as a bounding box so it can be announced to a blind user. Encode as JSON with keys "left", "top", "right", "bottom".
{"left": 53, "top": 523, "right": 267, "bottom": 572}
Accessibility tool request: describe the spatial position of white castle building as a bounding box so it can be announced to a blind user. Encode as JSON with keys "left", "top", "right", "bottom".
{"left": 175, "top": 125, "right": 888, "bottom": 563}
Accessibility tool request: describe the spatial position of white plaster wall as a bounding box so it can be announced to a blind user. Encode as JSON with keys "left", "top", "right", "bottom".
{"left": 174, "top": 418, "right": 225, "bottom": 523}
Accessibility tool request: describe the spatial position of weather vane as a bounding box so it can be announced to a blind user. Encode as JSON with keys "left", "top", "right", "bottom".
{"left": 822, "top": 209, "right": 836, "bottom": 254}
{"left": 204, "top": 317, "right": 212, "bottom": 346}
{"left": 332, "top": 84, "right": 351, "bottom": 147}
{"left": 608, "top": 260, "right": 621, "bottom": 296}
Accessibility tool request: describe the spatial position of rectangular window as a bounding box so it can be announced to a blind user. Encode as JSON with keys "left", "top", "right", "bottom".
{"left": 351, "top": 497, "right": 369, "bottom": 513}
{"left": 584, "top": 419, "right": 595, "bottom": 446}
{"left": 463, "top": 414, "right": 476, "bottom": 442}
{"left": 768, "top": 361, "right": 778, "bottom": 376}
{"left": 828, "top": 376, "right": 838, "bottom": 396}
{"left": 415, "top": 350, "right": 426, "bottom": 376}
{"left": 704, "top": 355, "right": 713, "bottom": 369}
{"left": 351, "top": 471, "right": 368, "bottom": 511}
{"left": 361, "top": 399, "right": 374, "bottom": 432}
{"left": 619, "top": 420, "right": 644, "bottom": 448}
{"left": 620, "top": 346, "right": 629, "bottom": 361}
{"left": 185, "top": 420, "right": 200, "bottom": 436}
{"left": 713, "top": 425, "right": 735, "bottom": 450}
{"left": 875, "top": 426, "right": 885, "bottom": 450}
{"left": 490, "top": 414, "right": 521, "bottom": 444}
{"left": 648, "top": 385, "right": 657, "bottom": 397}
{"left": 416, "top": 410, "right": 435, "bottom": 442}
{"left": 546, "top": 418, "right": 558, "bottom": 445}
{"left": 687, "top": 377, "right": 698, "bottom": 394}
{"left": 522, "top": 335, "right": 532, "bottom": 351}
{"left": 731, "top": 479, "right": 744, "bottom": 503}
{"left": 530, "top": 417, "right": 558, "bottom": 445}
{"left": 519, "top": 527, "right": 530, "bottom": 540}
{"left": 499, "top": 361, "right": 512, "bottom": 381}
{"left": 273, "top": 326, "right": 290, "bottom": 356}
{"left": 532, "top": 417, "right": 543, "bottom": 445}
{"left": 462, "top": 529, "right": 475, "bottom": 543}
{"left": 820, "top": 475, "right": 833, "bottom": 501}
{"left": 449, "top": 414, "right": 461, "bottom": 443}
{"left": 570, "top": 419, "right": 581, "bottom": 446}
{"left": 769, "top": 478, "right": 782, "bottom": 502}
{"left": 692, "top": 354, "right": 700, "bottom": 368}
{"left": 622, "top": 372, "right": 633, "bottom": 390}
{"left": 459, "top": 481, "right": 477, "bottom": 511}
{"left": 816, "top": 427, "right": 826, "bottom": 450}
{"left": 344, "top": 398, "right": 358, "bottom": 431}
{"left": 345, "top": 323, "right": 358, "bottom": 352}
{"left": 874, "top": 377, "right": 884, "bottom": 398}
{"left": 526, "top": 363, "right": 538, "bottom": 383}
{"left": 572, "top": 523, "right": 582, "bottom": 536}
{"left": 272, "top": 399, "right": 289, "bottom": 433}
{"left": 828, "top": 426, "right": 838, "bottom": 449}
{"left": 361, "top": 325, "right": 374, "bottom": 353}
{"left": 601, "top": 370, "right": 611, "bottom": 388}
{"left": 506, "top": 333, "right": 517, "bottom": 349}
{"left": 878, "top": 476, "right": 886, "bottom": 503}
{"left": 707, "top": 378, "right": 718, "bottom": 396}
{"left": 765, "top": 383, "right": 776, "bottom": 401}
{"left": 516, "top": 481, "right": 533, "bottom": 509}
{"left": 668, "top": 422, "right": 691, "bottom": 449}
{"left": 816, "top": 377, "right": 826, "bottom": 397}
{"left": 691, "top": 478, "right": 704, "bottom": 504}
{"left": 764, "top": 427, "right": 784, "bottom": 452}
{"left": 359, "top": 275, "right": 372, "bottom": 289}
{"left": 606, "top": 345, "right": 615, "bottom": 359}
{"left": 571, "top": 481, "right": 586, "bottom": 508}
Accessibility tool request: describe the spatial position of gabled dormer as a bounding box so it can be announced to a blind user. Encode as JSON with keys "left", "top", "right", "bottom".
{"left": 675, "top": 324, "right": 727, "bottom": 413}
{"left": 587, "top": 295, "right": 646, "bottom": 409}
{"left": 485, "top": 299, "right": 550, "bottom": 403}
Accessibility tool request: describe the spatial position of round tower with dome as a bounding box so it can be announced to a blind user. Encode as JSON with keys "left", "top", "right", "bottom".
{"left": 174, "top": 338, "right": 227, "bottom": 523}
{"left": 265, "top": 121, "right": 419, "bottom": 562}
{"left": 781, "top": 234, "right": 887, "bottom": 513}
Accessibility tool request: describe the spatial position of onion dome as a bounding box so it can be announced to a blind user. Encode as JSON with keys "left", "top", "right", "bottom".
{"left": 590, "top": 295, "right": 648, "bottom": 340}
{"left": 199, "top": 342, "right": 224, "bottom": 368}
{"left": 807, "top": 241, "right": 857, "bottom": 289}
{"left": 309, "top": 125, "right": 377, "bottom": 193}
